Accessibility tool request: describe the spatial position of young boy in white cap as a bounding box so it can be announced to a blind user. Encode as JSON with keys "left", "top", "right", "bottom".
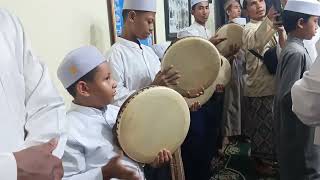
{"left": 177, "top": 0, "right": 226, "bottom": 46}
{"left": 178, "top": 0, "right": 211, "bottom": 39}
{"left": 106, "top": 0, "right": 204, "bottom": 108}
{"left": 58, "top": 46, "right": 171, "bottom": 180}
{"left": 273, "top": 0, "right": 320, "bottom": 179}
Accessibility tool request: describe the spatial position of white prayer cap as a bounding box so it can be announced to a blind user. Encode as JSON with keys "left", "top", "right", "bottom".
{"left": 191, "top": 0, "right": 209, "bottom": 8}
{"left": 224, "top": 0, "right": 239, "bottom": 11}
{"left": 284, "top": 0, "right": 320, "bottom": 16}
{"left": 232, "top": 17, "right": 247, "bottom": 26}
{"left": 123, "top": 0, "right": 156, "bottom": 12}
{"left": 57, "top": 45, "right": 105, "bottom": 88}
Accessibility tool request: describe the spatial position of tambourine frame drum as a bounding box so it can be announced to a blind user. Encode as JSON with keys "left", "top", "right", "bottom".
{"left": 115, "top": 86, "right": 190, "bottom": 163}
{"left": 161, "top": 37, "right": 221, "bottom": 97}
{"left": 215, "top": 23, "right": 244, "bottom": 57}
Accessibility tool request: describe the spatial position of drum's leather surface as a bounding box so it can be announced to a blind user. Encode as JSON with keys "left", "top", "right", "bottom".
{"left": 116, "top": 86, "right": 190, "bottom": 163}
{"left": 215, "top": 24, "right": 244, "bottom": 57}
{"left": 162, "top": 37, "right": 221, "bottom": 96}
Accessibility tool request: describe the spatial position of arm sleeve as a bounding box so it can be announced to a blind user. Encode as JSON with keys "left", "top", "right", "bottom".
{"left": 279, "top": 52, "right": 306, "bottom": 118}
{"left": 62, "top": 137, "right": 103, "bottom": 180}
{"left": 0, "top": 153, "right": 17, "bottom": 180}
{"left": 11, "top": 13, "right": 67, "bottom": 158}
{"left": 242, "top": 18, "right": 276, "bottom": 51}
{"left": 7, "top": 9, "right": 67, "bottom": 158}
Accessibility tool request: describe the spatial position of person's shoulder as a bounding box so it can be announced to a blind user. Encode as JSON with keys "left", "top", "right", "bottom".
{"left": 243, "top": 21, "right": 257, "bottom": 31}
{"left": 107, "top": 104, "right": 120, "bottom": 115}
{"left": 0, "top": 9, "right": 20, "bottom": 32}
{"left": 0, "top": 8, "right": 13, "bottom": 20}
{"left": 105, "top": 41, "right": 126, "bottom": 62}
{"left": 66, "top": 109, "right": 90, "bottom": 131}
{"left": 281, "top": 44, "right": 306, "bottom": 64}
{"left": 283, "top": 41, "right": 305, "bottom": 56}
{"left": 177, "top": 26, "right": 198, "bottom": 38}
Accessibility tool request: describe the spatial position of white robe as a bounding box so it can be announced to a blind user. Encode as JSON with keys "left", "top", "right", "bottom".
{"left": 177, "top": 21, "right": 211, "bottom": 39}
{"left": 106, "top": 37, "right": 161, "bottom": 107}
{"left": 292, "top": 39, "right": 320, "bottom": 145}
{"left": 62, "top": 103, "right": 144, "bottom": 180}
{"left": 0, "top": 9, "right": 67, "bottom": 180}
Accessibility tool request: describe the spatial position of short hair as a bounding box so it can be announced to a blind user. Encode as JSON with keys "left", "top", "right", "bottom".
{"left": 66, "top": 67, "right": 99, "bottom": 97}
{"left": 283, "top": 10, "right": 312, "bottom": 33}
{"left": 192, "top": 4, "right": 196, "bottom": 10}
{"left": 122, "top": 9, "right": 146, "bottom": 22}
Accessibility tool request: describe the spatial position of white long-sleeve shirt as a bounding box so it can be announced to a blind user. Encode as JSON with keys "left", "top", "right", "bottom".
{"left": 106, "top": 37, "right": 161, "bottom": 107}
{"left": 0, "top": 9, "right": 67, "bottom": 180}
{"left": 177, "top": 21, "right": 211, "bottom": 39}
{"left": 62, "top": 103, "right": 144, "bottom": 180}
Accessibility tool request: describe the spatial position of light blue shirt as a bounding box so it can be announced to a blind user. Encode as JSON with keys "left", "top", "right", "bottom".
{"left": 62, "top": 103, "right": 144, "bottom": 180}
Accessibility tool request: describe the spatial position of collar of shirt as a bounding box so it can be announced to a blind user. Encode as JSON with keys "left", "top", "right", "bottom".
{"left": 117, "top": 37, "right": 142, "bottom": 49}
{"left": 287, "top": 35, "right": 304, "bottom": 47}
{"left": 193, "top": 21, "right": 207, "bottom": 30}
{"left": 70, "top": 102, "right": 107, "bottom": 115}
{"left": 249, "top": 17, "right": 265, "bottom": 24}
{"left": 69, "top": 102, "right": 119, "bottom": 128}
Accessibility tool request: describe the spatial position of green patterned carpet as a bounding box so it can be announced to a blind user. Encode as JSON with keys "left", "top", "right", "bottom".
{"left": 210, "top": 141, "right": 279, "bottom": 180}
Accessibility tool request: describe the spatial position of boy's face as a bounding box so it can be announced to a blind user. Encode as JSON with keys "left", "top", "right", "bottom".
{"left": 192, "top": 1, "right": 210, "bottom": 25}
{"left": 227, "top": 1, "right": 241, "bottom": 20}
{"left": 247, "top": 0, "right": 266, "bottom": 21}
{"left": 130, "top": 11, "right": 155, "bottom": 40}
{"left": 301, "top": 16, "right": 319, "bottom": 40}
{"left": 86, "top": 62, "right": 117, "bottom": 107}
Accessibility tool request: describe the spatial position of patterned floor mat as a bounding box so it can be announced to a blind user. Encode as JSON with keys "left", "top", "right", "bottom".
{"left": 210, "top": 141, "right": 279, "bottom": 180}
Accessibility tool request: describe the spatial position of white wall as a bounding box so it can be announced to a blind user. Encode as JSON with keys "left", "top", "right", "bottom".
{"left": 1, "top": 0, "right": 112, "bottom": 105}
{"left": 156, "top": 0, "right": 166, "bottom": 43}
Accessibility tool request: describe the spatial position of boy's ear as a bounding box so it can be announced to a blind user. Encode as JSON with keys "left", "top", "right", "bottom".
{"left": 297, "top": 18, "right": 305, "bottom": 29}
{"left": 128, "top": 10, "right": 137, "bottom": 23}
{"left": 76, "top": 81, "right": 90, "bottom": 97}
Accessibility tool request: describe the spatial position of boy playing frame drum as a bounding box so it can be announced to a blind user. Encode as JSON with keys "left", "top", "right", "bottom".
{"left": 57, "top": 46, "right": 171, "bottom": 180}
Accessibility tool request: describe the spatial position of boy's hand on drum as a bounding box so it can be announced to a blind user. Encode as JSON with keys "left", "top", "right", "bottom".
{"left": 150, "top": 149, "right": 172, "bottom": 168}
{"left": 189, "top": 101, "right": 201, "bottom": 112}
{"left": 185, "top": 86, "right": 205, "bottom": 98}
{"left": 209, "top": 35, "right": 227, "bottom": 46}
{"left": 152, "top": 65, "right": 180, "bottom": 86}
{"left": 216, "top": 84, "right": 225, "bottom": 93}
{"left": 13, "top": 138, "right": 63, "bottom": 180}
{"left": 102, "top": 151, "right": 141, "bottom": 180}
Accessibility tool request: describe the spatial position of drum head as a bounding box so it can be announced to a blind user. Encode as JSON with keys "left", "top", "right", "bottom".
{"left": 116, "top": 86, "right": 190, "bottom": 163}
{"left": 215, "top": 24, "right": 244, "bottom": 57}
{"left": 161, "top": 37, "right": 221, "bottom": 96}
{"left": 185, "top": 56, "right": 231, "bottom": 106}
